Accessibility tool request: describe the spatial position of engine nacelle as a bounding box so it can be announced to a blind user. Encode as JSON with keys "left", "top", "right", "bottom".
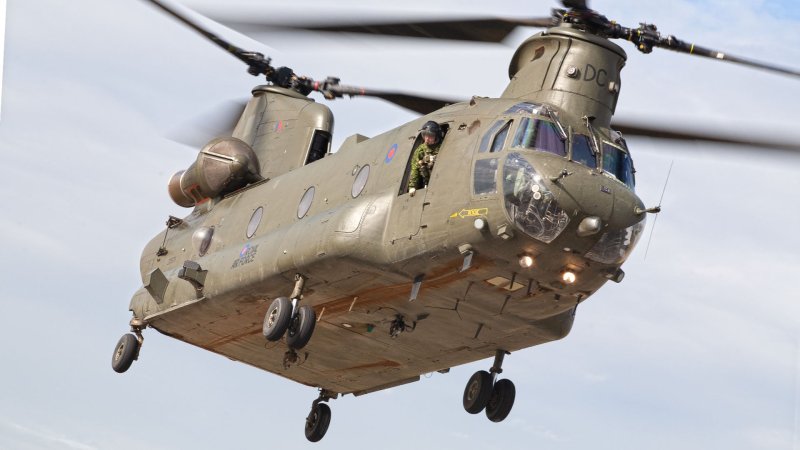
{"left": 168, "top": 137, "right": 261, "bottom": 207}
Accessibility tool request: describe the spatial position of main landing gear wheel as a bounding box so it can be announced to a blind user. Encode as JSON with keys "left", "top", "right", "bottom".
{"left": 287, "top": 304, "right": 316, "bottom": 350}
{"left": 111, "top": 333, "right": 140, "bottom": 373}
{"left": 262, "top": 296, "right": 292, "bottom": 341}
{"left": 305, "top": 402, "right": 332, "bottom": 442}
{"left": 462, "top": 349, "right": 516, "bottom": 422}
{"left": 463, "top": 370, "right": 493, "bottom": 414}
{"left": 485, "top": 378, "right": 516, "bottom": 422}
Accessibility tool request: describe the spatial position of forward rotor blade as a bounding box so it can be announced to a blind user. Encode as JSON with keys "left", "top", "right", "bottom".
{"left": 215, "top": 16, "right": 554, "bottom": 43}
{"left": 610, "top": 23, "right": 800, "bottom": 79}
{"left": 612, "top": 120, "right": 800, "bottom": 154}
{"left": 659, "top": 38, "right": 800, "bottom": 79}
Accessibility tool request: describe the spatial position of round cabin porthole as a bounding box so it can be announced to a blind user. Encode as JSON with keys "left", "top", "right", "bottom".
{"left": 192, "top": 226, "right": 214, "bottom": 256}
{"left": 247, "top": 206, "right": 263, "bottom": 238}
{"left": 352, "top": 164, "right": 370, "bottom": 198}
{"left": 298, "top": 186, "right": 315, "bottom": 218}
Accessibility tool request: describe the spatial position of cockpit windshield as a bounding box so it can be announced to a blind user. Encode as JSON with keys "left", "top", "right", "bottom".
{"left": 571, "top": 134, "right": 597, "bottom": 169}
{"left": 601, "top": 143, "right": 634, "bottom": 188}
{"left": 511, "top": 118, "right": 566, "bottom": 156}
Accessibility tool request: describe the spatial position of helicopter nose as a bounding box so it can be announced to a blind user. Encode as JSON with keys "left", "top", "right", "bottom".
{"left": 499, "top": 153, "right": 646, "bottom": 257}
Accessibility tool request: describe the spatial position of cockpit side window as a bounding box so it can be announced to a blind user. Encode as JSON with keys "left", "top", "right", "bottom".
{"left": 602, "top": 143, "right": 634, "bottom": 188}
{"left": 490, "top": 121, "right": 512, "bottom": 153}
{"left": 571, "top": 134, "right": 597, "bottom": 169}
{"left": 511, "top": 118, "right": 567, "bottom": 156}
{"left": 479, "top": 120, "right": 506, "bottom": 153}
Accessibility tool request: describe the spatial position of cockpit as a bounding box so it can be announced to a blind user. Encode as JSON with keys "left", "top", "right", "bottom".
{"left": 472, "top": 102, "right": 638, "bottom": 203}
{"left": 473, "top": 101, "right": 644, "bottom": 263}
{"left": 499, "top": 102, "right": 635, "bottom": 189}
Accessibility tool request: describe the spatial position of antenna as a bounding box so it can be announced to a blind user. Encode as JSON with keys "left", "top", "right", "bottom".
{"left": 644, "top": 160, "right": 674, "bottom": 260}
{"left": 0, "top": 0, "right": 7, "bottom": 120}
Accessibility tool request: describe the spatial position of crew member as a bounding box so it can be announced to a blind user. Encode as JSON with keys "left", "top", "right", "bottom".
{"left": 408, "top": 121, "right": 442, "bottom": 196}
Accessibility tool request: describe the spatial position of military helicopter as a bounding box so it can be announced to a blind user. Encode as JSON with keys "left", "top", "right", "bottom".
{"left": 111, "top": 0, "right": 800, "bottom": 442}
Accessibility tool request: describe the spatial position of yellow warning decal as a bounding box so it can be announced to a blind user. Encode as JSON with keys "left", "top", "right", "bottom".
{"left": 450, "top": 208, "right": 489, "bottom": 219}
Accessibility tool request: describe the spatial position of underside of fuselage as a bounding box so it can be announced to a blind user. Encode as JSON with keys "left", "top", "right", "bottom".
{"left": 143, "top": 251, "right": 579, "bottom": 395}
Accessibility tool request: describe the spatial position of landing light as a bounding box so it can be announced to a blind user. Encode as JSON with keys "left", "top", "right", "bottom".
{"left": 562, "top": 271, "right": 577, "bottom": 284}
{"left": 518, "top": 255, "right": 534, "bottom": 269}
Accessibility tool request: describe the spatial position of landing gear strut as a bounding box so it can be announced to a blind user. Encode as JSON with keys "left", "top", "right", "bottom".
{"left": 462, "top": 349, "right": 516, "bottom": 422}
{"left": 262, "top": 274, "right": 316, "bottom": 350}
{"left": 305, "top": 389, "right": 337, "bottom": 442}
{"left": 111, "top": 318, "right": 145, "bottom": 373}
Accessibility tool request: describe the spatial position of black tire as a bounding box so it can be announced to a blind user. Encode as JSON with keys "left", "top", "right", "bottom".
{"left": 263, "top": 297, "right": 292, "bottom": 341}
{"left": 485, "top": 378, "right": 516, "bottom": 423}
{"left": 287, "top": 305, "right": 316, "bottom": 350}
{"left": 463, "top": 370, "right": 493, "bottom": 414}
{"left": 305, "top": 403, "right": 331, "bottom": 442}
{"left": 111, "top": 333, "right": 139, "bottom": 373}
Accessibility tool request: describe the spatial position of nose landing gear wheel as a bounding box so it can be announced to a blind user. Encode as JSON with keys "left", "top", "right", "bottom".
{"left": 485, "top": 378, "right": 516, "bottom": 422}
{"left": 463, "top": 370, "right": 493, "bottom": 414}
{"left": 111, "top": 333, "right": 140, "bottom": 373}
{"left": 305, "top": 402, "right": 331, "bottom": 442}
{"left": 262, "top": 297, "right": 293, "bottom": 341}
{"left": 287, "top": 304, "right": 316, "bottom": 350}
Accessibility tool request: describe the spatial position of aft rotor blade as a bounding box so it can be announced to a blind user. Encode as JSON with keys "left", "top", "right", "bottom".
{"left": 167, "top": 100, "right": 247, "bottom": 148}
{"left": 323, "top": 84, "right": 462, "bottom": 114}
{"left": 216, "top": 16, "right": 554, "bottom": 43}
{"left": 612, "top": 120, "right": 800, "bottom": 154}
{"left": 144, "top": 0, "right": 273, "bottom": 76}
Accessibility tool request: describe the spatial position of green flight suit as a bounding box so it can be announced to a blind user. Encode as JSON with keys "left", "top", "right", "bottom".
{"left": 408, "top": 142, "right": 441, "bottom": 190}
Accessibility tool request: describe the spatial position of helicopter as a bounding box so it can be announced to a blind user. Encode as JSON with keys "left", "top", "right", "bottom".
{"left": 109, "top": 0, "right": 800, "bottom": 443}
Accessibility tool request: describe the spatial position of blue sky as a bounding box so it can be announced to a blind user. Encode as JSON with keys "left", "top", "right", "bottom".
{"left": 1, "top": 1, "right": 798, "bottom": 449}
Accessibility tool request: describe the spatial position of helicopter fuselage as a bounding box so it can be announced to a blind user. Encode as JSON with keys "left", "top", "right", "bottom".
{"left": 130, "top": 86, "right": 645, "bottom": 394}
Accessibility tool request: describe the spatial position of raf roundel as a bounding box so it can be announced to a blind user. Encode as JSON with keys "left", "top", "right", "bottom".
{"left": 385, "top": 143, "right": 398, "bottom": 164}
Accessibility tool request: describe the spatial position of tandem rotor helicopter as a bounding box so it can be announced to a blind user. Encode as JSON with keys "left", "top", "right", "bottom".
{"left": 112, "top": 0, "right": 800, "bottom": 442}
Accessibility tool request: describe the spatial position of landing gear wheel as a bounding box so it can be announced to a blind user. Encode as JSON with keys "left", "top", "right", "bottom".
{"left": 304, "top": 402, "right": 331, "bottom": 442}
{"left": 485, "top": 378, "right": 516, "bottom": 422}
{"left": 463, "top": 370, "right": 493, "bottom": 414}
{"left": 111, "top": 333, "right": 140, "bottom": 373}
{"left": 263, "top": 297, "right": 292, "bottom": 341}
{"left": 287, "top": 305, "right": 316, "bottom": 350}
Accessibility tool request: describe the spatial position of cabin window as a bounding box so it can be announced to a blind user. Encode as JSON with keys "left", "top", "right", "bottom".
{"left": 602, "top": 143, "right": 634, "bottom": 188}
{"left": 571, "top": 134, "right": 597, "bottom": 169}
{"left": 511, "top": 118, "right": 567, "bottom": 156}
{"left": 246, "top": 207, "right": 263, "bottom": 238}
{"left": 473, "top": 158, "right": 498, "bottom": 195}
{"left": 192, "top": 227, "right": 214, "bottom": 256}
{"left": 306, "top": 130, "right": 330, "bottom": 165}
{"left": 490, "top": 121, "right": 512, "bottom": 153}
{"left": 352, "top": 165, "right": 370, "bottom": 198}
{"left": 297, "top": 186, "right": 315, "bottom": 218}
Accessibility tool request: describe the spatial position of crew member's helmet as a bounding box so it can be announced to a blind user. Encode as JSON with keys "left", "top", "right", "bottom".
{"left": 419, "top": 121, "right": 441, "bottom": 143}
